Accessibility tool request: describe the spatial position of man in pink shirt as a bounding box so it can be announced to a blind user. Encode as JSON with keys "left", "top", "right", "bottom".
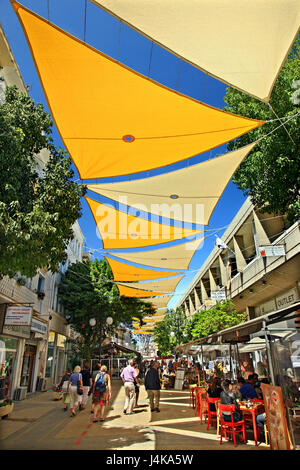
{"left": 121, "top": 360, "right": 139, "bottom": 415}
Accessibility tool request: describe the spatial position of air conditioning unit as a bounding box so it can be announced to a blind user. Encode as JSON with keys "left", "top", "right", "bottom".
{"left": 13, "top": 387, "right": 27, "bottom": 401}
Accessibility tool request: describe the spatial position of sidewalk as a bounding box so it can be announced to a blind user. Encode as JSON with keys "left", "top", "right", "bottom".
{"left": 0, "top": 381, "right": 269, "bottom": 450}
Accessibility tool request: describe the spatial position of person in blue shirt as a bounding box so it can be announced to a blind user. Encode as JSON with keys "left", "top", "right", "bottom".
{"left": 237, "top": 376, "right": 257, "bottom": 400}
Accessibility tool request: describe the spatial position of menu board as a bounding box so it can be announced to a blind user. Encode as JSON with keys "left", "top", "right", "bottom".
{"left": 261, "top": 383, "right": 291, "bottom": 450}
{"left": 174, "top": 368, "right": 185, "bottom": 390}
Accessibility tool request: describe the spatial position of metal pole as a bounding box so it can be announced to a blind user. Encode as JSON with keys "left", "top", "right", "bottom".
{"left": 99, "top": 315, "right": 103, "bottom": 364}
{"left": 263, "top": 320, "right": 275, "bottom": 385}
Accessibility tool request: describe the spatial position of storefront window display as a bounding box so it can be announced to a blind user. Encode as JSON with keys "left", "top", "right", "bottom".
{"left": 270, "top": 332, "right": 300, "bottom": 448}
{"left": 0, "top": 336, "right": 18, "bottom": 399}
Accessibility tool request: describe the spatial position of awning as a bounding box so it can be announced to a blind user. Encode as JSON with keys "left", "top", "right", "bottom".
{"left": 87, "top": 143, "right": 257, "bottom": 225}
{"left": 175, "top": 301, "right": 300, "bottom": 352}
{"left": 108, "top": 237, "right": 205, "bottom": 271}
{"left": 13, "top": 2, "right": 263, "bottom": 180}
{"left": 105, "top": 256, "right": 182, "bottom": 281}
{"left": 95, "top": 0, "right": 300, "bottom": 101}
{"left": 117, "top": 275, "right": 184, "bottom": 293}
{"left": 86, "top": 196, "right": 203, "bottom": 250}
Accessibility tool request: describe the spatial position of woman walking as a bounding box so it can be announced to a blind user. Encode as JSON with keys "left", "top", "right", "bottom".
{"left": 68, "top": 365, "right": 83, "bottom": 417}
{"left": 80, "top": 362, "right": 92, "bottom": 410}
{"left": 92, "top": 365, "right": 111, "bottom": 422}
{"left": 59, "top": 368, "right": 71, "bottom": 411}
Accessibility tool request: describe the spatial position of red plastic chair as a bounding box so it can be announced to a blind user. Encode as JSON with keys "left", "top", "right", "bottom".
{"left": 206, "top": 397, "right": 220, "bottom": 430}
{"left": 196, "top": 390, "right": 208, "bottom": 423}
{"left": 218, "top": 404, "right": 246, "bottom": 447}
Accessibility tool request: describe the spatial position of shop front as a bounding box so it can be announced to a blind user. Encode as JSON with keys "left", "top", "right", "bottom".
{"left": 0, "top": 305, "right": 48, "bottom": 399}
{"left": 176, "top": 300, "right": 300, "bottom": 449}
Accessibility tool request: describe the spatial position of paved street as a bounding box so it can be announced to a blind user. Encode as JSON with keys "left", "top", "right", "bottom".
{"left": 0, "top": 381, "right": 269, "bottom": 451}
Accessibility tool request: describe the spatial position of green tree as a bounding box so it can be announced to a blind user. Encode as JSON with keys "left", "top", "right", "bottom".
{"left": 58, "top": 259, "right": 156, "bottom": 360}
{"left": 223, "top": 38, "right": 300, "bottom": 222}
{"left": 153, "top": 307, "right": 187, "bottom": 356}
{"left": 0, "top": 85, "right": 86, "bottom": 278}
{"left": 185, "top": 300, "right": 246, "bottom": 340}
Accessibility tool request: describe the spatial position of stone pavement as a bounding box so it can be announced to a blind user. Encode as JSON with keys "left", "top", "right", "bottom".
{"left": 0, "top": 380, "right": 269, "bottom": 451}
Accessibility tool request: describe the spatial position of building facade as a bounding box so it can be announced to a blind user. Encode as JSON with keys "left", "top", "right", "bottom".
{"left": 175, "top": 198, "right": 300, "bottom": 322}
{"left": 0, "top": 26, "right": 84, "bottom": 400}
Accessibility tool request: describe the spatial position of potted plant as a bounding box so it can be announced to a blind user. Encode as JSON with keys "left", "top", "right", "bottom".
{"left": 52, "top": 385, "right": 62, "bottom": 400}
{"left": 0, "top": 398, "right": 14, "bottom": 419}
{"left": 37, "top": 291, "right": 45, "bottom": 300}
{"left": 16, "top": 276, "right": 26, "bottom": 286}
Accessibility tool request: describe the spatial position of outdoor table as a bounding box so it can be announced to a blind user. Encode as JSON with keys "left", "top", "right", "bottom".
{"left": 238, "top": 401, "right": 265, "bottom": 446}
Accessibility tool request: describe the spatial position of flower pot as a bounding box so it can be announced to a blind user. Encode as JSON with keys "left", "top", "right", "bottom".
{"left": 0, "top": 403, "right": 14, "bottom": 419}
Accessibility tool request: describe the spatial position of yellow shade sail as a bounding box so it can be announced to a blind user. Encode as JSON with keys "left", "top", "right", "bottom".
{"left": 133, "top": 330, "right": 153, "bottom": 335}
{"left": 13, "top": 2, "right": 263, "bottom": 179}
{"left": 87, "top": 143, "right": 257, "bottom": 225}
{"left": 95, "top": 0, "right": 300, "bottom": 101}
{"left": 109, "top": 237, "right": 205, "bottom": 271}
{"left": 117, "top": 284, "right": 168, "bottom": 298}
{"left": 106, "top": 256, "right": 182, "bottom": 281}
{"left": 85, "top": 196, "right": 202, "bottom": 249}
{"left": 117, "top": 275, "right": 183, "bottom": 293}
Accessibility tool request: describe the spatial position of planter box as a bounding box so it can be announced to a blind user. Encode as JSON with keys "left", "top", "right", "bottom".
{"left": 0, "top": 403, "right": 14, "bottom": 419}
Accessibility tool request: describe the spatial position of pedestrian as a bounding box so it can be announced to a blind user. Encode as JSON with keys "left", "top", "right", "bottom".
{"left": 91, "top": 362, "right": 101, "bottom": 415}
{"left": 80, "top": 361, "right": 93, "bottom": 410}
{"left": 92, "top": 365, "right": 111, "bottom": 422}
{"left": 134, "top": 362, "right": 140, "bottom": 408}
{"left": 67, "top": 365, "right": 83, "bottom": 417}
{"left": 144, "top": 361, "right": 161, "bottom": 413}
{"left": 59, "top": 368, "right": 71, "bottom": 411}
{"left": 120, "top": 359, "right": 139, "bottom": 415}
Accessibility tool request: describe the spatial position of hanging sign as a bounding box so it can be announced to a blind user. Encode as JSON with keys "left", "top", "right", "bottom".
{"left": 211, "top": 291, "right": 226, "bottom": 301}
{"left": 4, "top": 305, "right": 32, "bottom": 326}
{"left": 259, "top": 245, "right": 285, "bottom": 257}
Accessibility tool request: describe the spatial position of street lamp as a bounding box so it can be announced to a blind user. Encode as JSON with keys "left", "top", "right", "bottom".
{"left": 98, "top": 316, "right": 113, "bottom": 362}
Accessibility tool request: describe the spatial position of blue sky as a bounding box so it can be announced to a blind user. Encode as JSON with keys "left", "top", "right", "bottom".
{"left": 0, "top": 0, "right": 248, "bottom": 309}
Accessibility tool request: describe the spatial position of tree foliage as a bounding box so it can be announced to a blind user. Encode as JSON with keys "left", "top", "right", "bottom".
{"left": 223, "top": 38, "right": 300, "bottom": 222}
{"left": 153, "top": 307, "right": 187, "bottom": 356}
{"left": 185, "top": 300, "right": 246, "bottom": 340}
{"left": 58, "top": 259, "right": 156, "bottom": 359}
{"left": 0, "top": 85, "right": 86, "bottom": 278}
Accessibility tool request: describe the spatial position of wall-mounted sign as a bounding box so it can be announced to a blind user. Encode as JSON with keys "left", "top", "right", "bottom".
{"left": 211, "top": 291, "right": 226, "bottom": 301}
{"left": 57, "top": 334, "right": 66, "bottom": 348}
{"left": 259, "top": 245, "right": 285, "bottom": 257}
{"left": 31, "top": 318, "right": 47, "bottom": 335}
{"left": 4, "top": 305, "right": 33, "bottom": 326}
{"left": 276, "top": 287, "right": 299, "bottom": 310}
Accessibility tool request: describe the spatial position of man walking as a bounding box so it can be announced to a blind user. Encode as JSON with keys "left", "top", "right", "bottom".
{"left": 120, "top": 360, "right": 139, "bottom": 415}
{"left": 145, "top": 361, "right": 161, "bottom": 412}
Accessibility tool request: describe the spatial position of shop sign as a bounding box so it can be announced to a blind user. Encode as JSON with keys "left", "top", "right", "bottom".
{"left": 275, "top": 287, "right": 299, "bottom": 310}
{"left": 2, "top": 324, "right": 31, "bottom": 339}
{"left": 31, "top": 318, "right": 47, "bottom": 335}
{"left": 4, "top": 305, "right": 32, "bottom": 326}
{"left": 211, "top": 291, "right": 226, "bottom": 301}
{"left": 259, "top": 245, "right": 285, "bottom": 257}
{"left": 57, "top": 334, "right": 66, "bottom": 348}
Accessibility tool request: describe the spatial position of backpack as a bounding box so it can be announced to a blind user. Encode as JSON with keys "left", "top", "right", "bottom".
{"left": 94, "top": 372, "right": 106, "bottom": 393}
